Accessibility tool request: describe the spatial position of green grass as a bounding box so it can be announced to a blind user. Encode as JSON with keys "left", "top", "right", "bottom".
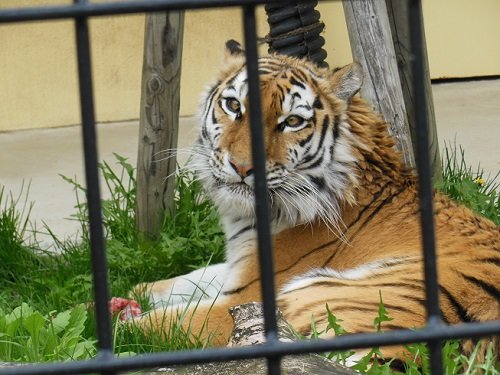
{"left": 0, "top": 155, "right": 225, "bottom": 358}
{"left": 436, "top": 142, "right": 499, "bottom": 225}
{"left": 0, "top": 146, "right": 498, "bottom": 372}
{"left": 306, "top": 293, "right": 499, "bottom": 374}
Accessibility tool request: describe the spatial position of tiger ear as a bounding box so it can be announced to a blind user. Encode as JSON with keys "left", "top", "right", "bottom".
{"left": 224, "top": 39, "right": 245, "bottom": 61}
{"left": 331, "top": 62, "right": 364, "bottom": 101}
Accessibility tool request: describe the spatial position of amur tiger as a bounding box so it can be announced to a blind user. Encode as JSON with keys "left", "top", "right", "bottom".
{"left": 132, "top": 40, "right": 499, "bottom": 364}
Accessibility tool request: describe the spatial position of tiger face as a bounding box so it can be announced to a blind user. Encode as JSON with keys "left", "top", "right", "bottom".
{"left": 192, "top": 41, "right": 364, "bottom": 229}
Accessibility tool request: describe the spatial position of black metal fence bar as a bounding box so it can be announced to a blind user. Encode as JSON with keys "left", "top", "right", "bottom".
{"left": 242, "top": 5, "right": 281, "bottom": 374}
{"left": 0, "top": 0, "right": 282, "bottom": 23}
{"left": 408, "top": 0, "right": 442, "bottom": 373}
{"left": 73, "top": 0, "right": 114, "bottom": 362}
{"left": 1, "top": 1, "right": 499, "bottom": 375}
{"left": 1, "top": 320, "right": 499, "bottom": 375}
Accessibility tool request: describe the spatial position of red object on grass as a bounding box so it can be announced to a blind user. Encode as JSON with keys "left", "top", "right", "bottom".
{"left": 109, "top": 297, "right": 142, "bottom": 321}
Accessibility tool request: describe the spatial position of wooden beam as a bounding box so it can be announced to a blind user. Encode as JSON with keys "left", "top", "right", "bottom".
{"left": 136, "top": 11, "right": 184, "bottom": 238}
{"left": 385, "top": 0, "right": 441, "bottom": 180}
{"left": 342, "top": 0, "right": 415, "bottom": 169}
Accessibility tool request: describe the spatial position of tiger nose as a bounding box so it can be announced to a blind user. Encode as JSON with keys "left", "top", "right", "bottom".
{"left": 229, "top": 159, "right": 254, "bottom": 178}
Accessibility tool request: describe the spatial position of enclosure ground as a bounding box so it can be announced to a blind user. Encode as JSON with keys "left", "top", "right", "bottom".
{"left": 0, "top": 79, "right": 499, "bottom": 246}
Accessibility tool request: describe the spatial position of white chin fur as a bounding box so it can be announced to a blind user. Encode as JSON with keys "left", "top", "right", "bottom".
{"left": 210, "top": 186, "right": 255, "bottom": 218}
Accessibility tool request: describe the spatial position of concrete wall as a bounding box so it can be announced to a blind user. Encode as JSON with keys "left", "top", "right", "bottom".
{"left": 0, "top": 1, "right": 499, "bottom": 132}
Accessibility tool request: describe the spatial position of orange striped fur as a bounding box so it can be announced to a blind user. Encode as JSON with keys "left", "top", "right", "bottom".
{"left": 132, "top": 41, "right": 499, "bottom": 362}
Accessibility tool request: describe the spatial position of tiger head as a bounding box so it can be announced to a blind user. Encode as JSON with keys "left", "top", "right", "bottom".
{"left": 191, "top": 40, "right": 365, "bottom": 229}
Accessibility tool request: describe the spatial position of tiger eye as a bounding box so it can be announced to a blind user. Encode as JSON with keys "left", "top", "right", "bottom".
{"left": 285, "top": 115, "right": 303, "bottom": 127}
{"left": 226, "top": 98, "right": 241, "bottom": 113}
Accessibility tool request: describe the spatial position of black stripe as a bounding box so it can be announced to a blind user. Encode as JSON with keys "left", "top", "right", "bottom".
{"left": 259, "top": 61, "right": 284, "bottom": 70}
{"left": 226, "top": 69, "right": 244, "bottom": 87}
{"left": 273, "top": 236, "right": 344, "bottom": 280}
{"left": 439, "top": 285, "right": 472, "bottom": 323}
{"left": 332, "top": 115, "right": 340, "bottom": 140}
{"left": 299, "top": 150, "right": 325, "bottom": 170}
{"left": 381, "top": 323, "right": 419, "bottom": 331}
{"left": 290, "top": 76, "right": 306, "bottom": 89}
{"left": 399, "top": 293, "right": 426, "bottom": 307}
{"left": 440, "top": 308, "right": 451, "bottom": 325}
{"left": 315, "top": 115, "right": 330, "bottom": 155}
{"left": 322, "top": 185, "right": 406, "bottom": 267}
{"left": 277, "top": 84, "right": 286, "bottom": 101}
{"left": 228, "top": 224, "right": 255, "bottom": 242}
{"left": 330, "top": 115, "right": 341, "bottom": 159}
{"left": 359, "top": 187, "right": 405, "bottom": 226}
{"left": 462, "top": 273, "right": 500, "bottom": 301}
{"left": 299, "top": 132, "right": 314, "bottom": 147}
{"left": 480, "top": 257, "right": 500, "bottom": 267}
{"left": 313, "top": 96, "right": 323, "bottom": 109}
{"left": 298, "top": 115, "right": 329, "bottom": 167}
{"left": 293, "top": 69, "right": 308, "bottom": 82}
{"left": 281, "top": 277, "right": 423, "bottom": 297}
{"left": 211, "top": 102, "right": 218, "bottom": 125}
{"left": 202, "top": 85, "right": 218, "bottom": 117}
{"left": 201, "top": 124, "right": 209, "bottom": 143}
{"left": 343, "top": 182, "right": 392, "bottom": 228}
{"left": 230, "top": 254, "right": 253, "bottom": 267}
{"left": 309, "top": 175, "right": 326, "bottom": 190}
{"left": 222, "top": 285, "right": 247, "bottom": 296}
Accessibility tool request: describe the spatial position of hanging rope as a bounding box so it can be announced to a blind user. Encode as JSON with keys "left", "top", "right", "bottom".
{"left": 264, "top": 1, "right": 328, "bottom": 67}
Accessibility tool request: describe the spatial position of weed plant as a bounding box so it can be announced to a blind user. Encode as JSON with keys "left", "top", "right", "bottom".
{"left": 0, "top": 146, "right": 498, "bottom": 372}
{"left": 308, "top": 294, "right": 499, "bottom": 374}
{"left": 436, "top": 142, "right": 499, "bottom": 224}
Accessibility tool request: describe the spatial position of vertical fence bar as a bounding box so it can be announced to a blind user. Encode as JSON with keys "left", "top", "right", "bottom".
{"left": 408, "top": 0, "right": 442, "bottom": 373}
{"left": 73, "top": 0, "right": 114, "bottom": 363}
{"left": 243, "top": 5, "right": 281, "bottom": 375}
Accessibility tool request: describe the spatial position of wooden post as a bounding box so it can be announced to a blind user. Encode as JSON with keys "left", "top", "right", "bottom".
{"left": 384, "top": 0, "right": 441, "bottom": 180}
{"left": 342, "top": 0, "right": 415, "bottom": 169}
{"left": 136, "top": 12, "right": 184, "bottom": 238}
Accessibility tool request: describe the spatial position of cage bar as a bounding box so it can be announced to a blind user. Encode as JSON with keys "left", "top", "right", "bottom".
{"left": 408, "top": 0, "right": 443, "bottom": 372}
{"left": 0, "top": 0, "right": 283, "bottom": 23}
{"left": 243, "top": 5, "right": 282, "bottom": 374}
{"left": 73, "top": 0, "right": 114, "bottom": 360}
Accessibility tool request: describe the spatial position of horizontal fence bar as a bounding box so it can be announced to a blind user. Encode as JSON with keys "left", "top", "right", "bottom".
{"left": 1, "top": 320, "right": 499, "bottom": 375}
{"left": 0, "top": 0, "right": 282, "bottom": 23}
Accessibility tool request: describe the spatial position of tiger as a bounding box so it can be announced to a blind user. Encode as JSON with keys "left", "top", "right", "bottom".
{"left": 132, "top": 40, "right": 499, "bottom": 364}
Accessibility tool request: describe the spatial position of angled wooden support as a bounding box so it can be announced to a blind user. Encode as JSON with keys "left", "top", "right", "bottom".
{"left": 384, "top": 0, "right": 441, "bottom": 180}
{"left": 343, "top": 0, "right": 416, "bottom": 169}
{"left": 343, "top": 0, "right": 440, "bottom": 178}
{"left": 136, "top": 12, "right": 184, "bottom": 239}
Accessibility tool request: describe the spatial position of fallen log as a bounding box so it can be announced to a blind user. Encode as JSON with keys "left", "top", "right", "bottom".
{"left": 144, "top": 302, "right": 356, "bottom": 374}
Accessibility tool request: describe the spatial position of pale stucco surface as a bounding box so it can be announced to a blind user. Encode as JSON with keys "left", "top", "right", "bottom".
{"left": 1, "top": 1, "right": 499, "bottom": 132}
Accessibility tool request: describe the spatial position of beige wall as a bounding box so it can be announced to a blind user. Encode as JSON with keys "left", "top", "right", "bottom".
{"left": 423, "top": 0, "right": 500, "bottom": 79}
{"left": 0, "top": 1, "right": 499, "bottom": 132}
